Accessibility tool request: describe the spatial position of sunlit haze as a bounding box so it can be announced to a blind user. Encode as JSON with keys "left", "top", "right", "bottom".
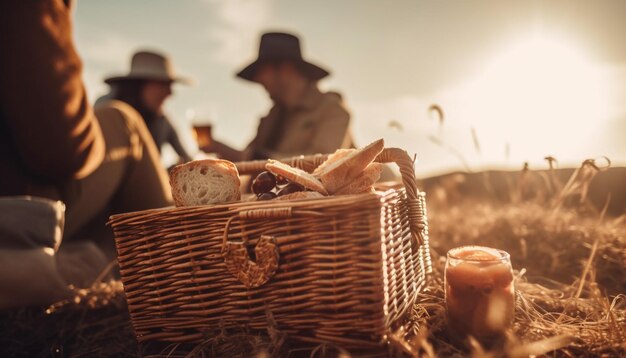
{"left": 74, "top": 0, "right": 626, "bottom": 177}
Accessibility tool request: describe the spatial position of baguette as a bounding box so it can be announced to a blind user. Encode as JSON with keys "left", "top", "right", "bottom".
{"left": 169, "top": 159, "right": 241, "bottom": 206}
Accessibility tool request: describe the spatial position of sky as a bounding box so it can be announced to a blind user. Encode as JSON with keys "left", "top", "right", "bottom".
{"left": 73, "top": 0, "right": 626, "bottom": 177}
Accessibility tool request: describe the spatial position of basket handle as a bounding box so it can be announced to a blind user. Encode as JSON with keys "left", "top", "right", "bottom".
{"left": 376, "top": 149, "right": 430, "bottom": 271}
{"left": 221, "top": 215, "right": 278, "bottom": 289}
{"left": 235, "top": 148, "right": 431, "bottom": 256}
{"left": 221, "top": 208, "right": 320, "bottom": 288}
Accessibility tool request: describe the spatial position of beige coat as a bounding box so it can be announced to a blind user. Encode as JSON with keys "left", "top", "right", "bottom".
{"left": 245, "top": 84, "right": 353, "bottom": 160}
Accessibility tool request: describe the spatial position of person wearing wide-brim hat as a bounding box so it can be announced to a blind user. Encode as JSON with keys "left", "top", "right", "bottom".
{"left": 205, "top": 31, "right": 354, "bottom": 162}
{"left": 97, "top": 50, "right": 195, "bottom": 163}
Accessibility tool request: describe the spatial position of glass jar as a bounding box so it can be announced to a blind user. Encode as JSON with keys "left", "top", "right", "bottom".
{"left": 445, "top": 246, "right": 515, "bottom": 343}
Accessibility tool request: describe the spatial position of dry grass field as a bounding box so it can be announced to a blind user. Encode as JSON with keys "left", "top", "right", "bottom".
{"left": 1, "top": 163, "right": 624, "bottom": 357}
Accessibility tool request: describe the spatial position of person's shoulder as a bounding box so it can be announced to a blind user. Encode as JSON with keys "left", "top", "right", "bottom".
{"left": 313, "top": 90, "right": 350, "bottom": 123}
{"left": 94, "top": 99, "right": 142, "bottom": 121}
{"left": 321, "top": 90, "right": 344, "bottom": 103}
{"left": 319, "top": 90, "right": 349, "bottom": 113}
{"left": 95, "top": 99, "right": 133, "bottom": 111}
{"left": 94, "top": 92, "right": 115, "bottom": 107}
{"left": 318, "top": 90, "right": 348, "bottom": 110}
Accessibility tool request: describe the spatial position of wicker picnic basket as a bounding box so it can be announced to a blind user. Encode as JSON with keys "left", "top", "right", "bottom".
{"left": 108, "top": 147, "right": 432, "bottom": 347}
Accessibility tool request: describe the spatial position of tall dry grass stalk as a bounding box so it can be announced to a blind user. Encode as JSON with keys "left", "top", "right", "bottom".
{"left": 552, "top": 156, "right": 611, "bottom": 214}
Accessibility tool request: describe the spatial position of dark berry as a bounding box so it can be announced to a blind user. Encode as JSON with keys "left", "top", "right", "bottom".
{"left": 275, "top": 175, "right": 289, "bottom": 186}
{"left": 277, "top": 182, "right": 305, "bottom": 196}
{"left": 252, "top": 171, "right": 276, "bottom": 194}
{"left": 257, "top": 192, "right": 277, "bottom": 201}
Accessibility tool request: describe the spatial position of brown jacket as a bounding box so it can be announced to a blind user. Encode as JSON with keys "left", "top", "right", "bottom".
{"left": 0, "top": 0, "right": 104, "bottom": 198}
{"left": 245, "top": 84, "right": 353, "bottom": 160}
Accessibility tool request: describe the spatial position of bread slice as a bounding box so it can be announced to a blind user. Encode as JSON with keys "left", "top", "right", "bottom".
{"left": 316, "top": 139, "right": 385, "bottom": 194}
{"left": 312, "top": 149, "right": 355, "bottom": 177}
{"left": 265, "top": 160, "right": 328, "bottom": 195}
{"left": 169, "top": 159, "right": 241, "bottom": 206}
{"left": 335, "top": 163, "right": 383, "bottom": 195}
{"left": 276, "top": 191, "right": 324, "bottom": 201}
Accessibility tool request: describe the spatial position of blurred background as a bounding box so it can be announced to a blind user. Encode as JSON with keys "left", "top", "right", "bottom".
{"left": 74, "top": 0, "right": 626, "bottom": 177}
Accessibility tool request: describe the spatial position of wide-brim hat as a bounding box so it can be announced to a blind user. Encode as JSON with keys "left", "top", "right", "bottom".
{"left": 105, "top": 50, "right": 193, "bottom": 85}
{"left": 236, "top": 32, "right": 330, "bottom": 82}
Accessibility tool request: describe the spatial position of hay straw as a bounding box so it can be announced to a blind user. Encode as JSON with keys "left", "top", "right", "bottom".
{"left": 5, "top": 200, "right": 622, "bottom": 357}
{"left": 2, "top": 159, "right": 624, "bottom": 357}
{"left": 392, "top": 250, "right": 625, "bottom": 357}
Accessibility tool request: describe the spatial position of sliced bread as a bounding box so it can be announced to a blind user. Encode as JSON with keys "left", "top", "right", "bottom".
{"left": 312, "top": 148, "right": 355, "bottom": 177}
{"left": 265, "top": 160, "right": 328, "bottom": 195}
{"left": 316, "top": 139, "right": 385, "bottom": 194}
{"left": 335, "top": 162, "right": 383, "bottom": 195}
{"left": 169, "top": 159, "right": 241, "bottom": 206}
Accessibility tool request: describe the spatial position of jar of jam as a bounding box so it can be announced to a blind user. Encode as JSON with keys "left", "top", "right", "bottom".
{"left": 445, "top": 246, "right": 515, "bottom": 344}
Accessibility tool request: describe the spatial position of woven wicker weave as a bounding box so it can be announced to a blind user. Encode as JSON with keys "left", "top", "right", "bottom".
{"left": 108, "top": 147, "right": 432, "bottom": 347}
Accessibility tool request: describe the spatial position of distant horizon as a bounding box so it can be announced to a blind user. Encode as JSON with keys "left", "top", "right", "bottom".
{"left": 74, "top": 0, "right": 626, "bottom": 177}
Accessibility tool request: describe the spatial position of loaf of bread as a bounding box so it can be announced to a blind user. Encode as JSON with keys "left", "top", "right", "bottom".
{"left": 169, "top": 159, "right": 241, "bottom": 206}
{"left": 315, "top": 139, "right": 384, "bottom": 194}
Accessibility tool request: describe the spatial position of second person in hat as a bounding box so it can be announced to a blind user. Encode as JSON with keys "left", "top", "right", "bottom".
{"left": 98, "top": 50, "right": 195, "bottom": 164}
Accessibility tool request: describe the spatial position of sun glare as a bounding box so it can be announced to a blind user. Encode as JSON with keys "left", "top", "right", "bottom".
{"left": 452, "top": 32, "right": 609, "bottom": 167}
